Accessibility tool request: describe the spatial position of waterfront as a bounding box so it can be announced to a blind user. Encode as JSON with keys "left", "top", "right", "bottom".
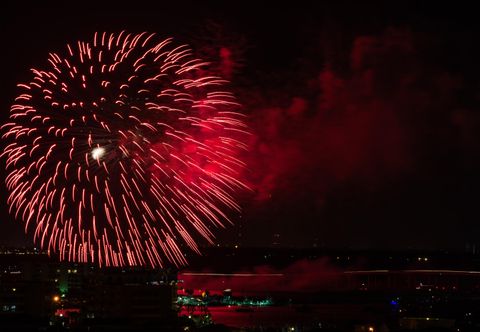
{"left": 175, "top": 247, "right": 480, "bottom": 331}
{"left": 3, "top": 247, "right": 480, "bottom": 331}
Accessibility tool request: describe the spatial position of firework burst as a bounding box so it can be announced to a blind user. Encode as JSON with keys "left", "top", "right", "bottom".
{"left": 2, "top": 31, "right": 249, "bottom": 268}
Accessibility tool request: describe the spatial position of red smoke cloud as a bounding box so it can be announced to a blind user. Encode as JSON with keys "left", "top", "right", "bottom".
{"left": 246, "top": 28, "right": 459, "bottom": 203}
{"left": 179, "top": 257, "right": 340, "bottom": 296}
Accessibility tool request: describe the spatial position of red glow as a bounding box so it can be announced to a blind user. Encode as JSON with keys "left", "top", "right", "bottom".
{"left": 55, "top": 308, "right": 80, "bottom": 317}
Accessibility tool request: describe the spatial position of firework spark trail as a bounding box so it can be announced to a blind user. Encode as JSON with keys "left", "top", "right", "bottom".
{"left": 2, "top": 31, "right": 250, "bottom": 268}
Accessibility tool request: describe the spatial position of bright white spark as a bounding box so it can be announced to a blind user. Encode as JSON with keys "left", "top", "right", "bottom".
{"left": 91, "top": 147, "right": 105, "bottom": 160}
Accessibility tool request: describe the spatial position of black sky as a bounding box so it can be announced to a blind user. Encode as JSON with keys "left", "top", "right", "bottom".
{"left": 1, "top": 1, "right": 480, "bottom": 252}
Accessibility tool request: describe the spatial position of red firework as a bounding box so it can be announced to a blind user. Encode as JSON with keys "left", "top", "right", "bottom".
{"left": 2, "top": 31, "right": 249, "bottom": 268}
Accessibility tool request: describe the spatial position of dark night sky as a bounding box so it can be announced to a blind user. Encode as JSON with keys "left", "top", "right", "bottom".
{"left": 1, "top": 1, "right": 480, "bottom": 252}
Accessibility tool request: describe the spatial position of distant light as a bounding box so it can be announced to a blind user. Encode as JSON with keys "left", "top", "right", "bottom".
{"left": 12, "top": 288, "right": 16, "bottom": 292}
{"left": 53, "top": 295, "right": 60, "bottom": 302}
{"left": 368, "top": 327, "right": 374, "bottom": 332}
{"left": 390, "top": 300, "right": 398, "bottom": 306}
{"left": 91, "top": 147, "right": 105, "bottom": 160}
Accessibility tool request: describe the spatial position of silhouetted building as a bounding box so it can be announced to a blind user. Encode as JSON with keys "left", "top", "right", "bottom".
{"left": 0, "top": 248, "right": 178, "bottom": 331}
